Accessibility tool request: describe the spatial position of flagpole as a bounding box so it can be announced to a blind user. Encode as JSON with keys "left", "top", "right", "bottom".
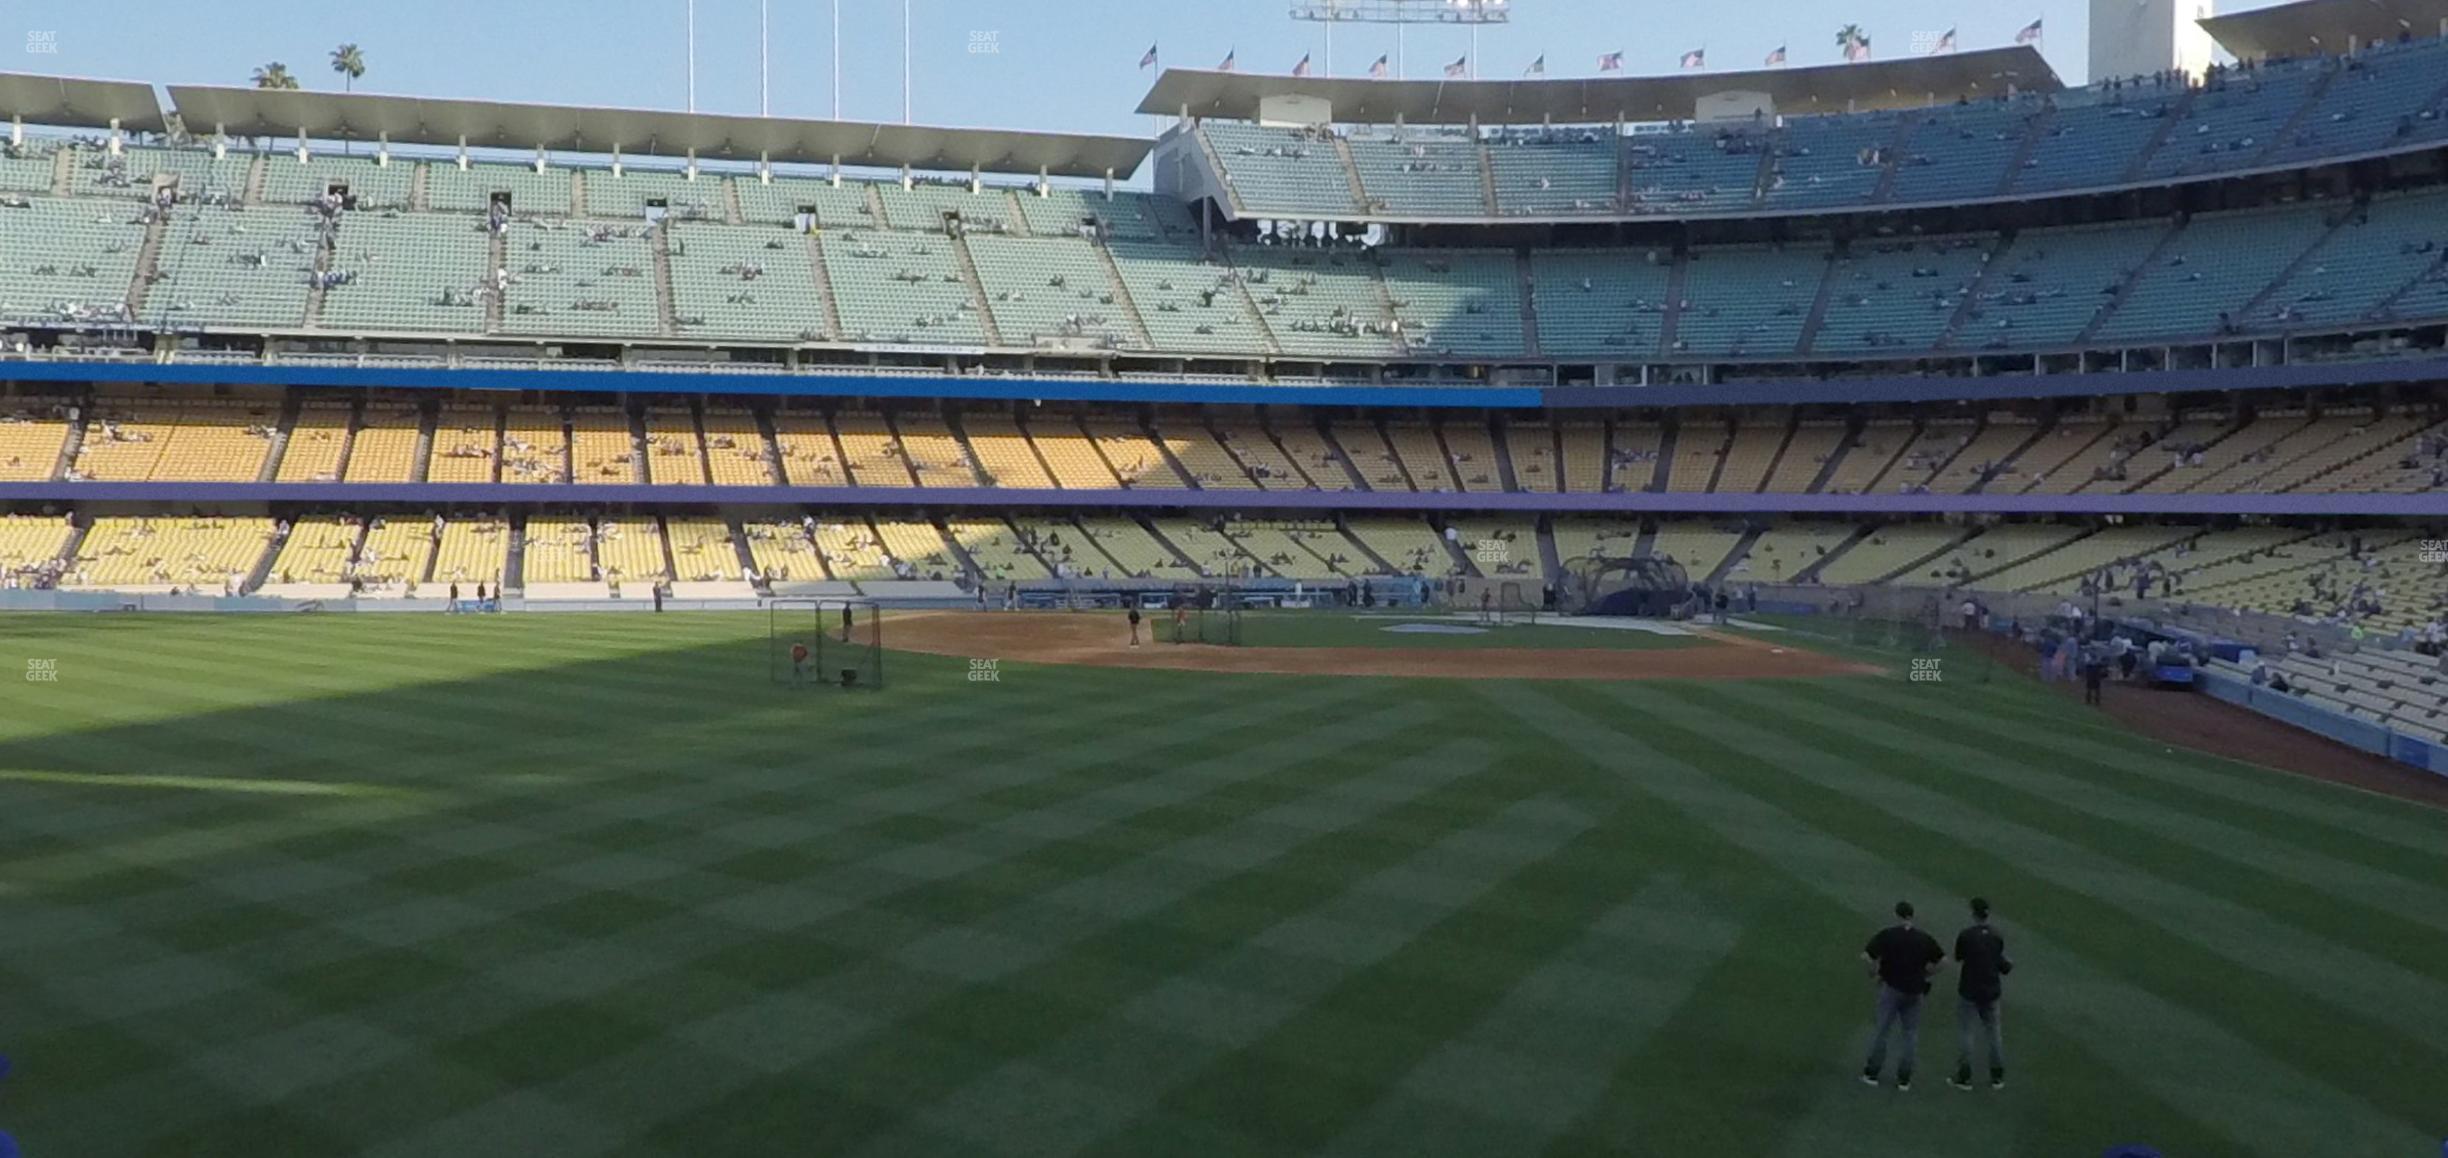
{"left": 903, "top": 0, "right": 912, "bottom": 125}
{"left": 832, "top": 0, "right": 841, "bottom": 118}
{"left": 1397, "top": 24, "right": 1405, "bottom": 78}
{"left": 760, "top": 0, "right": 770, "bottom": 117}
{"left": 1470, "top": 26, "right": 1477, "bottom": 78}
{"left": 686, "top": 0, "right": 696, "bottom": 113}
{"left": 1325, "top": 22, "right": 1333, "bottom": 77}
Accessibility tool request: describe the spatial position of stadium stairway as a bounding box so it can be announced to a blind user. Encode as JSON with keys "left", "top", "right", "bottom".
{"left": 805, "top": 233, "right": 845, "bottom": 339}
{"left": 628, "top": 411, "right": 654, "bottom": 485}
{"left": 1428, "top": 517, "right": 1481, "bottom": 578}
{"left": 1486, "top": 417, "right": 1522, "bottom": 493}
{"left": 1330, "top": 137, "right": 1370, "bottom": 209}
{"left": 1535, "top": 516, "right": 1565, "bottom": 581}
{"left": 2234, "top": 209, "right": 2354, "bottom": 324}
{"left": 2372, "top": 248, "right": 2448, "bottom": 321}
{"left": 948, "top": 234, "right": 1006, "bottom": 347}
{"left": 1144, "top": 417, "right": 1203, "bottom": 490}
{"left": 1310, "top": 417, "right": 1372, "bottom": 491}
{"left": 2249, "top": 66, "right": 2342, "bottom": 171}
{"left": 407, "top": 163, "right": 429, "bottom": 211}
{"left": 2116, "top": 88, "right": 2199, "bottom": 185}
{"left": 1655, "top": 253, "right": 1690, "bottom": 353}
{"left": 1514, "top": 252, "right": 1543, "bottom": 356}
{"left": 1794, "top": 250, "right": 1840, "bottom": 355}
{"left": 726, "top": 518, "right": 761, "bottom": 584}
{"left": 1933, "top": 234, "right": 2011, "bottom": 350}
{"left": 2076, "top": 219, "right": 2186, "bottom": 344}
{"left": 1707, "top": 525, "right": 1766, "bottom": 585}
{"left": 50, "top": 407, "right": 88, "bottom": 482}
{"left": 484, "top": 226, "right": 507, "bottom": 331}
{"left": 1092, "top": 241, "right": 1157, "bottom": 349}
{"left": 1792, "top": 524, "right": 1876, "bottom": 584}
{"left": 255, "top": 394, "right": 299, "bottom": 483}
{"left": 930, "top": 517, "right": 987, "bottom": 585}
{"left": 650, "top": 229, "right": 680, "bottom": 337}
{"left": 303, "top": 229, "right": 334, "bottom": 329}
{"left": 1333, "top": 514, "right": 1399, "bottom": 574}
{"left": 125, "top": 211, "right": 169, "bottom": 320}
{"left": 655, "top": 515, "right": 682, "bottom": 579}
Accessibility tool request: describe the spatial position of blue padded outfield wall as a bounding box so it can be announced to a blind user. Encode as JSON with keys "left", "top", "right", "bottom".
{"left": 2198, "top": 669, "right": 2448, "bottom": 779}
{"left": 14, "top": 353, "right": 2448, "bottom": 411}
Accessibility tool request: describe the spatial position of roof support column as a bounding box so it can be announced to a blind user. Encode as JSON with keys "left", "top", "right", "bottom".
{"left": 758, "top": 150, "right": 772, "bottom": 183}
{"left": 969, "top": 162, "right": 980, "bottom": 194}
{"left": 107, "top": 117, "right": 123, "bottom": 157}
{"left": 900, "top": 163, "right": 912, "bottom": 191}
{"left": 1036, "top": 164, "right": 1048, "bottom": 196}
{"left": 533, "top": 142, "right": 548, "bottom": 175}
{"left": 376, "top": 132, "right": 390, "bottom": 167}
{"left": 612, "top": 143, "right": 623, "bottom": 178}
{"left": 456, "top": 136, "right": 469, "bottom": 171}
{"left": 685, "top": 147, "right": 698, "bottom": 181}
{"left": 7, "top": 116, "right": 19, "bottom": 149}
{"left": 829, "top": 153, "right": 842, "bottom": 186}
{"left": 294, "top": 130, "right": 309, "bottom": 163}
{"left": 1103, "top": 167, "right": 1115, "bottom": 199}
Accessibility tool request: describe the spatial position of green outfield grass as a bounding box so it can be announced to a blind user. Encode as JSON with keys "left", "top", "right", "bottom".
{"left": 1, "top": 612, "right": 2443, "bottom": 1157}
{"left": 1227, "top": 612, "right": 1700, "bottom": 651}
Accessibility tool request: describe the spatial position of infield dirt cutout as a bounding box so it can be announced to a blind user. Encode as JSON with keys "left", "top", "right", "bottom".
{"left": 886, "top": 612, "right": 1880, "bottom": 681}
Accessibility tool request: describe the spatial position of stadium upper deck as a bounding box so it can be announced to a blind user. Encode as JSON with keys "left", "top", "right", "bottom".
{"left": 2, "top": 30, "right": 2447, "bottom": 386}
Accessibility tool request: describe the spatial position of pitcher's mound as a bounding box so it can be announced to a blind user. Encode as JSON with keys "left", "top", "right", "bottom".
{"left": 889, "top": 613, "right": 1877, "bottom": 682}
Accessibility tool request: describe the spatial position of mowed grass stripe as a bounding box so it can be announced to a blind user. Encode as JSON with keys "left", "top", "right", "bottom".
{"left": 1652, "top": 681, "right": 2448, "bottom": 1105}
{"left": 1800, "top": 675, "right": 2448, "bottom": 878}
{"left": 1756, "top": 680, "right": 2448, "bottom": 942}
{"left": 635, "top": 726, "right": 1520, "bottom": 1155}
{"left": 1816, "top": 671, "right": 2448, "bottom": 860}
{"left": 1069, "top": 795, "right": 1604, "bottom": 1156}
{"left": 1490, "top": 680, "right": 2430, "bottom": 1158}
{"left": 319, "top": 699, "right": 1463, "bottom": 1155}
{"left": 1310, "top": 876, "right": 1750, "bottom": 1158}
{"left": 1481, "top": 683, "right": 2005, "bottom": 1158}
{"left": 19, "top": 684, "right": 1412, "bottom": 1154}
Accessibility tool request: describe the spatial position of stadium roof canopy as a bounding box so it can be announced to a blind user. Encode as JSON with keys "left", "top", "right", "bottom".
{"left": 160, "top": 85, "right": 1152, "bottom": 178}
{"left": 2199, "top": 0, "right": 2448, "bottom": 60}
{"left": 0, "top": 72, "right": 169, "bottom": 133}
{"left": 1137, "top": 46, "right": 2061, "bottom": 125}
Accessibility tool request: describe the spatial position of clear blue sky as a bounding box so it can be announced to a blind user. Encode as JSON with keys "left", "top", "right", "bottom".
{"left": 17, "top": 0, "right": 2294, "bottom": 137}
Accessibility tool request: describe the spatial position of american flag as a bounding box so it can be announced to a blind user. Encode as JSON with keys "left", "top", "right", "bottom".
{"left": 1218, "top": 49, "right": 1236, "bottom": 72}
{"left": 1844, "top": 35, "right": 1872, "bottom": 62}
{"left": 1444, "top": 55, "right": 1468, "bottom": 78}
{"left": 1138, "top": 43, "right": 1158, "bottom": 70}
{"left": 1765, "top": 45, "right": 1787, "bottom": 66}
{"left": 1292, "top": 53, "right": 1311, "bottom": 77}
{"left": 1525, "top": 54, "right": 1545, "bottom": 76}
{"left": 2016, "top": 18, "right": 2044, "bottom": 44}
{"left": 1931, "top": 28, "right": 1956, "bottom": 54}
{"left": 1368, "top": 54, "right": 1390, "bottom": 78}
{"left": 1680, "top": 48, "right": 1705, "bottom": 69}
{"left": 1597, "top": 51, "right": 1624, "bottom": 71}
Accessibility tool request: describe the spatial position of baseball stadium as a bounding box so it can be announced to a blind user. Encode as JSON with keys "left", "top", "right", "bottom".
{"left": 3, "top": 0, "right": 2448, "bottom": 1153}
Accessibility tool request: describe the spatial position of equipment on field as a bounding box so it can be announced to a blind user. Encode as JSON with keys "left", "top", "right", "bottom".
{"left": 1169, "top": 584, "right": 1243, "bottom": 646}
{"left": 1565, "top": 555, "right": 1689, "bottom": 617}
{"left": 768, "top": 597, "right": 884, "bottom": 690}
{"left": 1452, "top": 576, "right": 1542, "bottom": 625}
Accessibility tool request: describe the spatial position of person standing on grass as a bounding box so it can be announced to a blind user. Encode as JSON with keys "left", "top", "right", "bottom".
{"left": 1951, "top": 897, "right": 2014, "bottom": 1091}
{"left": 1861, "top": 900, "right": 1947, "bottom": 1090}
{"left": 2082, "top": 649, "right": 2107, "bottom": 706}
{"left": 1127, "top": 605, "right": 1143, "bottom": 647}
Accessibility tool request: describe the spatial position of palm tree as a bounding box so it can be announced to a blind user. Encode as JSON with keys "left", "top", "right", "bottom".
{"left": 251, "top": 62, "right": 299, "bottom": 90}
{"left": 330, "top": 44, "right": 367, "bottom": 153}
{"left": 330, "top": 44, "right": 366, "bottom": 92}
{"left": 1836, "top": 24, "right": 1864, "bottom": 48}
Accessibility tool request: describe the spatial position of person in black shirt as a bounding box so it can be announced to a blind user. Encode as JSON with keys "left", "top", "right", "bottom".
{"left": 1950, "top": 897, "right": 2014, "bottom": 1090}
{"left": 1860, "top": 900, "right": 1947, "bottom": 1090}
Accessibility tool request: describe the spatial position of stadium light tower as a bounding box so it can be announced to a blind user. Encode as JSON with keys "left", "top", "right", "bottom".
{"left": 1289, "top": 0, "right": 1509, "bottom": 79}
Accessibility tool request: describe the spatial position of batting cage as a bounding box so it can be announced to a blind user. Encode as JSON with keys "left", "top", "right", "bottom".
{"left": 1167, "top": 583, "right": 1243, "bottom": 646}
{"left": 1452, "top": 577, "right": 1543, "bottom": 625}
{"left": 1564, "top": 556, "right": 1691, "bottom": 617}
{"left": 768, "top": 598, "right": 885, "bottom": 690}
